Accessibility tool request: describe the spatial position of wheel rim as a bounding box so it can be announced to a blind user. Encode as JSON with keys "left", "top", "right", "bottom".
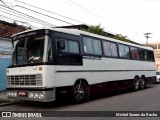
{"left": 73, "top": 81, "right": 88, "bottom": 103}
{"left": 134, "top": 79, "right": 139, "bottom": 90}
{"left": 74, "top": 84, "right": 85, "bottom": 100}
{"left": 139, "top": 78, "right": 145, "bottom": 89}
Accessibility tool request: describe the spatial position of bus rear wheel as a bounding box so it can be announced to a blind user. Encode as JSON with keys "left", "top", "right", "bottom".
{"left": 72, "top": 81, "right": 88, "bottom": 104}
{"left": 133, "top": 77, "right": 140, "bottom": 91}
{"left": 139, "top": 77, "right": 146, "bottom": 90}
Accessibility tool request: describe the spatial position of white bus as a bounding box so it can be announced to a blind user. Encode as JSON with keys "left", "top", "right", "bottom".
{"left": 6, "top": 28, "right": 156, "bottom": 103}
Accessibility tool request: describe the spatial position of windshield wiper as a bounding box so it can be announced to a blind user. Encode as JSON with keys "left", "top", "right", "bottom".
{"left": 28, "top": 56, "right": 34, "bottom": 63}
{"left": 28, "top": 56, "right": 40, "bottom": 63}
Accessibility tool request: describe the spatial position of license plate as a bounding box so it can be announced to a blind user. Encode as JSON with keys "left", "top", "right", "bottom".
{"left": 18, "top": 91, "right": 28, "bottom": 97}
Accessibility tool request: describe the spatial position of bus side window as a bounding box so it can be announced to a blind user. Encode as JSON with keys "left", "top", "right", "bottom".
{"left": 103, "top": 41, "right": 112, "bottom": 56}
{"left": 140, "top": 49, "right": 146, "bottom": 61}
{"left": 118, "top": 44, "right": 130, "bottom": 59}
{"left": 83, "top": 36, "right": 102, "bottom": 56}
{"left": 68, "top": 40, "right": 79, "bottom": 54}
{"left": 130, "top": 47, "right": 140, "bottom": 60}
{"left": 111, "top": 43, "right": 118, "bottom": 57}
{"left": 140, "top": 49, "right": 154, "bottom": 61}
{"left": 48, "top": 37, "right": 53, "bottom": 61}
{"left": 103, "top": 41, "right": 118, "bottom": 57}
{"left": 83, "top": 37, "right": 94, "bottom": 54}
{"left": 147, "top": 51, "right": 155, "bottom": 61}
{"left": 57, "top": 38, "right": 80, "bottom": 54}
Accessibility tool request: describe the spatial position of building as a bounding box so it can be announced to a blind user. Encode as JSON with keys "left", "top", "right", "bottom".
{"left": 147, "top": 43, "right": 160, "bottom": 71}
{"left": 0, "top": 20, "right": 27, "bottom": 91}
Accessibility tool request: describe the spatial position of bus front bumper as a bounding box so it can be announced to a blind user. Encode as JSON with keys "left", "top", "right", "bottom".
{"left": 6, "top": 87, "right": 55, "bottom": 102}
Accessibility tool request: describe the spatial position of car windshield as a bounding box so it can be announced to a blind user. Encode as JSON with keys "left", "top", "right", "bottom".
{"left": 14, "top": 36, "right": 45, "bottom": 65}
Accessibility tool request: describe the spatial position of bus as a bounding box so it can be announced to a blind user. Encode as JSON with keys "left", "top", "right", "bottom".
{"left": 6, "top": 28, "right": 156, "bottom": 103}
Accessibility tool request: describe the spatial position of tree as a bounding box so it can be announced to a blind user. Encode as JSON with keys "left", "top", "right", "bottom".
{"left": 84, "top": 24, "right": 107, "bottom": 36}
{"left": 84, "top": 24, "right": 131, "bottom": 43}
{"left": 113, "top": 34, "right": 131, "bottom": 42}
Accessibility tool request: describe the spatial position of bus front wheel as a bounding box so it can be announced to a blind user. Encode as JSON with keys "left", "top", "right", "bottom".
{"left": 72, "top": 80, "right": 89, "bottom": 104}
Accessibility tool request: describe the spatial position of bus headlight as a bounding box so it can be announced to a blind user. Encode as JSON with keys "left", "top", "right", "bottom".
{"left": 28, "top": 92, "right": 45, "bottom": 99}
{"left": 39, "top": 93, "right": 44, "bottom": 99}
{"left": 34, "top": 93, "right": 39, "bottom": 98}
{"left": 13, "top": 92, "right": 17, "bottom": 97}
{"left": 7, "top": 92, "right": 11, "bottom": 96}
{"left": 29, "top": 92, "right": 34, "bottom": 98}
{"left": 7, "top": 92, "right": 17, "bottom": 97}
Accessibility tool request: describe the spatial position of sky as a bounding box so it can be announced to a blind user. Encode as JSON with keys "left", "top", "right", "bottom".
{"left": 0, "top": 0, "right": 160, "bottom": 44}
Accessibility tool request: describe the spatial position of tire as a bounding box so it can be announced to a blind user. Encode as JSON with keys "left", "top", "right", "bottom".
{"left": 139, "top": 77, "right": 145, "bottom": 90}
{"left": 157, "top": 81, "right": 160, "bottom": 84}
{"left": 133, "top": 77, "right": 140, "bottom": 91}
{"left": 72, "top": 81, "right": 88, "bottom": 104}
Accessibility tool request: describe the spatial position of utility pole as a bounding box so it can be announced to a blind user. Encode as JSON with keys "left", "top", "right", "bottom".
{"left": 144, "top": 33, "right": 152, "bottom": 45}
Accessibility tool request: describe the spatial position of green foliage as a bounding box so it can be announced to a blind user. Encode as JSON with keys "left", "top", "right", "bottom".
{"left": 84, "top": 25, "right": 131, "bottom": 43}
{"left": 113, "top": 34, "right": 131, "bottom": 42}
{"left": 84, "top": 25, "right": 107, "bottom": 36}
{"left": 0, "top": 99, "right": 12, "bottom": 104}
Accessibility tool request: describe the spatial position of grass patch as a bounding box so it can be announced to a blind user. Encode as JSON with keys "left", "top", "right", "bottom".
{"left": 0, "top": 99, "right": 13, "bottom": 104}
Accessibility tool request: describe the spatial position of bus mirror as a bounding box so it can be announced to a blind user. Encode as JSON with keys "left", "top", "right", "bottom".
{"left": 57, "top": 40, "right": 65, "bottom": 50}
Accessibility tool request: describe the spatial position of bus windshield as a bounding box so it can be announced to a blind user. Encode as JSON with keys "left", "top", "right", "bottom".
{"left": 13, "top": 36, "right": 46, "bottom": 65}
{"left": 26, "top": 36, "right": 45, "bottom": 64}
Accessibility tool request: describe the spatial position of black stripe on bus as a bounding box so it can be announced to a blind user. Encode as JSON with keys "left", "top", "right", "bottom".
{"left": 56, "top": 70, "right": 155, "bottom": 73}
{"left": 6, "top": 87, "right": 54, "bottom": 91}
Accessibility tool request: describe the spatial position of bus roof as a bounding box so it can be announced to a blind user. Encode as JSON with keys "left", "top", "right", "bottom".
{"left": 12, "top": 27, "right": 153, "bottom": 51}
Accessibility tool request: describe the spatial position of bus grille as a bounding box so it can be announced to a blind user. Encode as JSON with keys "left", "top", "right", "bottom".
{"left": 7, "top": 74, "right": 42, "bottom": 86}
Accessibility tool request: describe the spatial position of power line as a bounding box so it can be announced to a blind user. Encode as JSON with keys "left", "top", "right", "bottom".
{"left": 14, "top": 0, "right": 86, "bottom": 25}
{"left": 0, "top": 8, "right": 50, "bottom": 27}
{"left": 0, "top": 14, "right": 37, "bottom": 28}
{"left": 0, "top": 4, "right": 56, "bottom": 27}
{"left": 15, "top": 5, "right": 74, "bottom": 25}
{"left": 143, "top": 0, "right": 160, "bottom": 2}
{"left": 0, "top": 14, "right": 13, "bottom": 21}
{"left": 0, "top": 0, "right": 16, "bottom": 7}
{"left": 64, "top": 0, "right": 101, "bottom": 18}
{"left": 61, "top": 0, "right": 95, "bottom": 17}
{"left": 0, "top": 1, "right": 72, "bottom": 27}
{"left": 0, "top": 5, "right": 56, "bottom": 27}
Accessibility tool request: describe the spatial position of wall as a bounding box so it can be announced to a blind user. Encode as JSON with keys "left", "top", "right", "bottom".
{"left": 147, "top": 42, "right": 160, "bottom": 71}
{"left": 0, "top": 37, "right": 12, "bottom": 91}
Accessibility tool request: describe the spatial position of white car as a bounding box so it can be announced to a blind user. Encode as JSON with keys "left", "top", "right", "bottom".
{"left": 156, "top": 71, "right": 160, "bottom": 84}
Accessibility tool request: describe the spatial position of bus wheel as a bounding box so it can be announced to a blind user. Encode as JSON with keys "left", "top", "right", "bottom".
{"left": 72, "top": 80, "right": 88, "bottom": 104}
{"left": 139, "top": 77, "right": 145, "bottom": 90}
{"left": 133, "top": 77, "right": 139, "bottom": 91}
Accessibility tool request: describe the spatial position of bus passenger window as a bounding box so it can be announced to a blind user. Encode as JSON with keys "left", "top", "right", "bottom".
{"left": 103, "top": 41, "right": 112, "bottom": 56}
{"left": 147, "top": 51, "right": 154, "bottom": 61}
{"left": 140, "top": 49, "right": 154, "bottom": 61}
{"left": 93, "top": 39, "right": 102, "bottom": 55}
{"left": 68, "top": 41, "right": 79, "bottom": 54}
{"left": 118, "top": 44, "right": 130, "bottom": 59}
{"left": 83, "top": 37, "right": 102, "bottom": 56}
{"left": 103, "top": 41, "right": 118, "bottom": 57}
{"left": 83, "top": 37, "right": 94, "bottom": 54}
{"left": 57, "top": 38, "right": 79, "bottom": 54}
{"left": 111, "top": 43, "right": 118, "bottom": 57}
{"left": 130, "top": 47, "right": 140, "bottom": 60}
